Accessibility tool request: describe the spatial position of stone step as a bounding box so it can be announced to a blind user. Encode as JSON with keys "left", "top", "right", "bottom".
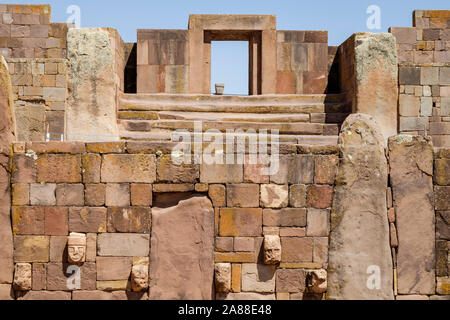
{"left": 119, "top": 93, "right": 348, "bottom": 114}
{"left": 118, "top": 110, "right": 349, "bottom": 123}
{"left": 119, "top": 130, "right": 339, "bottom": 145}
{"left": 119, "top": 119, "right": 331, "bottom": 135}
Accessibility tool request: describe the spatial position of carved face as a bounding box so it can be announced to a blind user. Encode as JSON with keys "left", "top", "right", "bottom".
{"left": 132, "top": 265, "right": 148, "bottom": 291}
{"left": 68, "top": 245, "right": 86, "bottom": 263}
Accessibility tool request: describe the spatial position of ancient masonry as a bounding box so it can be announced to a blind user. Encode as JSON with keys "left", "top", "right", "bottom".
{"left": 0, "top": 4, "right": 449, "bottom": 300}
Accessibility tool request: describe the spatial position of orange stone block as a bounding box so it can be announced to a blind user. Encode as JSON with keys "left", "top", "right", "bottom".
{"left": 36, "top": 154, "right": 81, "bottom": 183}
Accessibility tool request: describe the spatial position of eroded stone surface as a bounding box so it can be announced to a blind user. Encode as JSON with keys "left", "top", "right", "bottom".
{"left": 263, "top": 235, "right": 281, "bottom": 265}
{"left": 13, "top": 263, "right": 31, "bottom": 291}
{"left": 389, "top": 135, "right": 435, "bottom": 295}
{"left": 215, "top": 263, "right": 231, "bottom": 293}
{"left": 149, "top": 195, "right": 214, "bottom": 300}
{"left": 328, "top": 114, "right": 393, "bottom": 300}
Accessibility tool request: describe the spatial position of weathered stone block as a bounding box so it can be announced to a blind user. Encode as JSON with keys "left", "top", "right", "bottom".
{"left": 219, "top": 208, "right": 262, "bottom": 237}
{"left": 270, "top": 155, "right": 314, "bottom": 184}
{"left": 13, "top": 263, "right": 32, "bottom": 291}
{"left": 215, "top": 237, "right": 233, "bottom": 252}
{"left": 85, "top": 184, "right": 105, "bottom": 206}
{"left": 157, "top": 154, "right": 199, "bottom": 183}
{"left": 47, "top": 262, "right": 96, "bottom": 291}
{"left": 306, "top": 269, "right": 327, "bottom": 294}
{"left": 234, "top": 237, "right": 254, "bottom": 252}
{"left": 227, "top": 184, "right": 260, "bottom": 208}
{"left": 260, "top": 184, "right": 288, "bottom": 208}
{"left": 289, "top": 184, "right": 306, "bottom": 208}
{"left": 12, "top": 154, "right": 36, "bottom": 183}
{"left": 328, "top": 114, "right": 393, "bottom": 299}
{"left": 389, "top": 135, "right": 435, "bottom": 295}
{"left": 263, "top": 208, "right": 307, "bottom": 227}
{"left": 12, "top": 206, "right": 44, "bottom": 235}
{"left": 97, "top": 233, "right": 150, "bottom": 257}
{"left": 307, "top": 185, "right": 333, "bottom": 209}
{"left": 44, "top": 206, "right": 68, "bottom": 236}
{"left": 200, "top": 163, "right": 243, "bottom": 183}
{"left": 399, "top": 95, "right": 420, "bottom": 117}
{"left": 314, "top": 155, "right": 338, "bottom": 184}
{"left": 241, "top": 264, "right": 276, "bottom": 293}
{"left": 281, "top": 237, "right": 313, "bottom": 262}
{"left": 105, "top": 183, "right": 130, "bottom": 207}
{"left": 107, "top": 207, "right": 151, "bottom": 233}
{"left": 209, "top": 184, "right": 226, "bottom": 207}
{"left": 101, "top": 154, "right": 156, "bottom": 183}
{"left": 69, "top": 207, "right": 107, "bottom": 233}
{"left": 56, "top": 184, "right": 84, "bottom": 206}
{"left": 30, "top": 183, "right": 56, "bottom": 205}
{"left": 131, "top": 184, "right": 152, "bottom": 206}
{"left": 231, "top": 264, "right": 242, "bottom": 293}
{"left": 12, "top": 184, "right": 29, "bottom": 206}
{"left": 215, "top": 263, "right": 231, "bottom": 293}
{"left": 82, "top": 153, "right": 101, "bottom": 183}
{"left": 36, "top": 154, "right": 81, "bottom": 183}
{"left": 96, "top": 257, "right": 132, "bottom": 281}
{"left": 421, "top": 67, "right": 439, "bottom": 85}
{"left": 435, "top": 187, "right": 450, "bottom": 211}
{"left": 399, "top": 67, "right": 421, "bottom": 85}
{"left": 276, "top": 269, "right": 305, "bottom": 293}
{"left": 150, "top": 195, "right": 214, "bottom": 300}
{"left": 32, "top": 263, "right": 46, "bottom": 291}
{"left": 14, "top": 235, "right": 49, "bottom": 262}
{"left": 49, "top": 236, "right": 67, "bottom": 262}
{"left": 306, "top": 208, "right": 330, "bottom": 237}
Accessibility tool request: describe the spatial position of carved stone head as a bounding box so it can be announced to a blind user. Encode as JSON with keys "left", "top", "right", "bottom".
{"left": 131, "top": 265, "right": 149, "bottom": 292}
{"left": 68, "top": 232, "right": 86, "bottom": 264}
{"left": 13, "top": 263, "right": 32, "bottom": 291}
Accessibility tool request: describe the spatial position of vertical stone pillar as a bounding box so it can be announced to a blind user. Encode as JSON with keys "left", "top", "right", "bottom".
{"left": 328, "top": 114, "right": 394, "bottom": 300}
{"left": 66, "top": 28, "right": 120, "bottom": 142}
{"left": 388, "top": 135, "right": 435, "bottom": 295}
{"left": 261, "top": 29, "right": 277, "bottom": 94}
{"left": 0, "top": 56, "right": 15, "bottom": 299}
{"left": 339, "top": 33, "right": 398, "bottom": 142}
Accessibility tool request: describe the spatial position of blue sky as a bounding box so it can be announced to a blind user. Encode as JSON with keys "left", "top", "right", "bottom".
{"left": 5, "top": 0, "right": 449, "bottom": 93}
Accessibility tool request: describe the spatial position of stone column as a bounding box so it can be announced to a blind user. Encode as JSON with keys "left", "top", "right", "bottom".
{"left": 388, "top": 135, "right": 435, "bottom": 295}
{"left": 66, "top": 28, "right": 120, "bottom": 142}
{"left": 0, "top": 55, "right": 15, "bottom": 300}
{"left": 328, "top": 114, "right": 394, "bottom": 300}
{"left": 339, "top": 33, "right": 398, "bottom": 143}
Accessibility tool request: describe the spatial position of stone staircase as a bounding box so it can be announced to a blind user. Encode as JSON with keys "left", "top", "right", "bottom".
{"left": 118, "top": 93, "right": 349, "bottom": 144}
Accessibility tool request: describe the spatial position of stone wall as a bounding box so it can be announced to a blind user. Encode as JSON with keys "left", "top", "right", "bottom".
{"left": 137, "top": 30, "right": 189, "bottom": 94}
{"left": 7, "top": 141, "right": 336, "bottom": 300}
{"left": 390, "top": 10, "right": 450, "bottom": 148}
{"left": 275, "top": 31, "right": 328, "bottom": 94}
{"left": 6, "top": 58, "right": 67, "bottom": 141}
{"left": 0, "top": 4, "right": 70, "bottom": 59}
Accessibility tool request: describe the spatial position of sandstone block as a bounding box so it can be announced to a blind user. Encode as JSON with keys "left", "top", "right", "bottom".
{"left": 85, "top": 184, "right": 105, "bottom": 206}
{"left": 105, "top": 183, "right": 130, "bottom": 207}
{"left": 12, "top": 206, "right": 44, "bottom": 235}
{"left": 231, "top": 264, "right": 242, "bottom": 293}
{"left": 36, "top": 154, "right": 81, "bottom": 183}
{"left": 234, "top": 237, "right": 254, "bottom": 252}
{"left": 219, "top": 208, "right": 262, "bottom": 237}
{"left": 157, "top": 154, "right": 199, "bottom": 183}
{"left": 101, "top": 154, "right": 156, "bottom": 183}
{"left": 30, "top": 183, "right": 56, "bottom": 205}
{"left": 215, "top": 252, "right": 255, "bottom": 263}
{"left": 263, "top": 208, "right": 306, "bottom": 227}
{"left": 107, "top": 207, "right": 151, "bottom": 233}
{"left": 0, "top": 285, "right": 14, "bottom": 300}
{"left": 12, "top": 154, "right": 36, "bottom": 183}
{"left": 131, "top": 264, "right": 148, "bottom": 292}
{"left": 328, "top": 114, "right": 393, "bottom": 300}
{"left": 270, "top": 155, "right": 314, "bottom": 184}
{"left": 216, "top": 292, "right": 275, "bottom": 300}
{"left": 32, "top": 263, "right": 46, "bottom": 291}
{"left": 227, "top": 184, "right": 260, "bottom": 208}
{"left": 399, "top": 67, "right": 421, "bottom": 85}
{"left": 12, "top": 184, "right": 29, "bottom": 206}
{"left": 307, "top": 185, "right": 333, "bottom": 209}
{"left": 14, "top": 236, "right": 49, "bottom": 262}
{"left": 260, "top": 184, "right": 288, "bottom": 208}
{"left": 200, "top": 163, "right": 243, "bottom": 183}
{"left": 86, "top": 233, "right": 96, "bottom": 262}
{"left": 47, "top": 262, "right": 96, "bottom": 291}
{"left": 276, "top": 269, "right": 305, "bottom": 293}
{"left": 44, "top": 206, "right": 68, "bottom": 236}
{"left": 150, "top": 195, "right": 214, "bottom": 299}
{"left": 313, "top": 237, "right": 328, "bottom": 264}
{"left": 18, "top": 291, "right": 71, "bottom": 300}
{"left": 85, "top": 142, "right": 125, "bottom": 154}
{"left": 289, "top": 185, "right": 306, "bottom": 208}
{"left": 435, "top": 186, "right": 450, "bottom": 210}
{"left": 56, "top": 184, "right": 84, "bottom": 206}
{"left": 49, "top": 236, "right": 67, "bottom": 262}
{"left": 389, "top": 135, "right": 435, "bottom": 295}
{"left": 306, "top": 209, "right": 330, "bottom": 237}
{"left": 399, "top": 95, "right": 420, "bottom": 117}
{"left": 215, "top": 263, "right": 231, "bottom": 293}
{"left": 215, "top": 237, "right": 233, "bottom": 252}
{"left": 97, "top": 233, "right": 150, "bottom": 257}
{"left": 82, "top": 154, "right": 101, "bottom": 183}
{"left": 314, "top": 155, "right": 338, "bottom": 184}
{"left": 241, "top": 264, "right": 276, "bottom": 293}
{"left": 209, "top": 184, "right": 226, "bottom": 207}
{"left": 96, "top": 257, "right": 132, "bottom": 281}
{"left": 69, "top": 207, "right": 107, "bottom": 233}
{"left": 281, "top": 237, "right": 313, "bottom": 262}
{"left": 131, "top": 184, "right": 152, "bottom": 206}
